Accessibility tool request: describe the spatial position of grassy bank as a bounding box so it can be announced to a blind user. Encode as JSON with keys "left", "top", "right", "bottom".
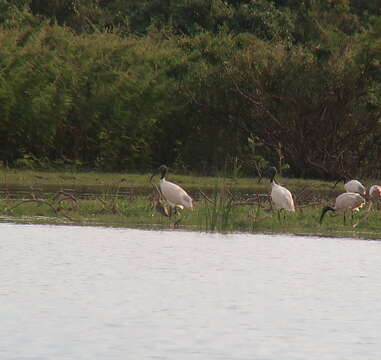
{"left": 0, "top": 168, "right": 380, "bottom": 239}
{"left": 0, "top": 168, "right": 337, "bottom": 191}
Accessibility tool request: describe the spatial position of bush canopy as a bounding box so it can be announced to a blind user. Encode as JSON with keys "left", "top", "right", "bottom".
{"left": 1, "top": 0, "right": 381, "bottom": 178}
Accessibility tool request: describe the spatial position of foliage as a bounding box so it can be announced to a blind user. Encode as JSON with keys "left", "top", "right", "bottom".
{"left": 224, "top": 36, "right": 381, "bottom": 178}
{"left": 0, "top": 1, "right": 381, "bottom": 178}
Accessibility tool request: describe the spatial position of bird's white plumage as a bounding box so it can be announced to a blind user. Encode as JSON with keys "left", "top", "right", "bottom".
{"left": 271, "top": 182, "right": 295, "bottom": 211}
{"left": 160, "top": 178, "right": 193, "bottom": 210}
{"left": 320, "top": 192, "right": 366, "bottom": 224}
{"left": 369, "top": 185, "right": 381, "bottom": 199}
{"left": 334, "top": 192, "right": 365, "bottom": 211}
{"left": 344, "top": 179, "right": 366, "bottom": 195}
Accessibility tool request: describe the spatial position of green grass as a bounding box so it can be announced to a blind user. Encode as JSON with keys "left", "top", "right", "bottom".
{"left": 0, "top": 167, "right": 334, "bottom": 192}
{"left": 1, "top": 168, "right": 380, "bottom": 239}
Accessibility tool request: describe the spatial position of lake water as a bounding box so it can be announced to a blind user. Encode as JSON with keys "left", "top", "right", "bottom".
{"left": 1, "top": 223, "right": 380, "bottom": 360}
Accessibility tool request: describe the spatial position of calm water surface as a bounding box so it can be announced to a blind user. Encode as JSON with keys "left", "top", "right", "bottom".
{"left": 1, "top": 223, "right": 381, "bottom": 360}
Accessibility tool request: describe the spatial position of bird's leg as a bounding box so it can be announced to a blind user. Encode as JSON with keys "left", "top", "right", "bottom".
{"left": 350, "top": 210, "right": 358, "bottom": 226}
{"left": 172, "top": 209, "right": 184, "bottom": 228}
{"left": 343, "top": 212, "right": 346, "bottom": 225}
{"left": 353, "top": 202, "right": 372, "bottom": 228}
{"left": 352, "top": 209, "right": 361, "bottom": 228}
{"left": 277, "top": 210, "right": 281, "bottom": 222}
{"left": 173, "top": 215, "right": 182, "bottom": 228}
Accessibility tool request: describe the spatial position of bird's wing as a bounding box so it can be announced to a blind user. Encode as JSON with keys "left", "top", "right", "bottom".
{"left": 161, "top": 180, "right": 192, "bottom": 208}
{"left": 336, "top": 192, "right": 365, "bottom": 210}
{"left": 345, "top": 180, "right": 365, "bottom": 195}
{"left": 272, "top": 185, "right": 295, "bottom": 211}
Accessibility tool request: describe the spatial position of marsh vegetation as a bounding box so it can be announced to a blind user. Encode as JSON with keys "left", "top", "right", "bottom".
{"left": 1, "top": 3, "right": 381, "bottom": 235}
{"left": 1, "top": 169, "right": 380, "bottom": 239}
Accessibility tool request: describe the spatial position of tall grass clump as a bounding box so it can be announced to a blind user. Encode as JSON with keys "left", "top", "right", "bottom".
{"left": 198, "top": 186, "right": 236, "bottom": 232}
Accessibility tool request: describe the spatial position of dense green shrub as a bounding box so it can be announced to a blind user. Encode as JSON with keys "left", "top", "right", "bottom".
{"left": 0, "top": 0, "right": 381, "bottom": 178}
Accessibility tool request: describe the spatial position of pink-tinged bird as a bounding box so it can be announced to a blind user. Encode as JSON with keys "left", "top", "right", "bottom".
{"left": 369, "top": 185, "right": 381, "bottom": 200}
{"left": 334, "top": 176, "right": 366, "bottom": 195}
{"left": 320, "top": 192, "right": 365, "bottom": 224}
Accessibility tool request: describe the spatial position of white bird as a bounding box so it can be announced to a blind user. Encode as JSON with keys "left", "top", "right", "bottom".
{"left": 267, "top": 167, "right": 295, "bottom": 218}
{"left": 319, "top": 192, "right": 365, "bottom": 224}
{"left": 151, "top": 165, "right": 193, "bottom": 215}
{"left": 369, "top": 185, "right": 381, "bottom": 200}
{"left": 334, "top": 176, "right": 366, "bottom": 195}
{"left": 369, "top": 185, "right": 381, "bottom": 211}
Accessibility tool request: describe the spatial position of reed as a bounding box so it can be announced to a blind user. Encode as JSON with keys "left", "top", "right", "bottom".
{"left": 198, "top": 188, "right": 236, "bottom": 232}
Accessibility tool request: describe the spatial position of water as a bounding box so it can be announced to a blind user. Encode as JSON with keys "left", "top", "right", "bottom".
{"left": 0, "top": 223, "right": 380, "bottom": 360}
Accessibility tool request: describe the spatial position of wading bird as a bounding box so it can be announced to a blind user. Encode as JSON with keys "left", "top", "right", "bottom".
{"left": 368, "top": 184, "right": 381, "bottom": 211}
{"left": 150, "top": 165, "right": 193, "bottom": 216}
{"left": 319, "top": 192, "right": 365, "bottom": 225}
{"left": 267, "top": 167, "right": 295, "bottom": 219}
{"left": 334, "top": 176, "right": 366, "bottom": 195}
{"left": 369, "top": 185, "right": 381, "bottom": 200}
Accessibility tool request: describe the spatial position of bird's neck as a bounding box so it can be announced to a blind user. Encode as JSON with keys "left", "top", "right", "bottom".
{"left": 271, "top": 178, "right": 279, "bottom": 186}
{"left": 160, "top": 167, "right": 167, "bottom": 179}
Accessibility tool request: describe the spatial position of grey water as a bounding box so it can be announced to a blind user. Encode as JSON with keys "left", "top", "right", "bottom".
{"left": 0, "top": 223, "right": 381, "bottom": 360}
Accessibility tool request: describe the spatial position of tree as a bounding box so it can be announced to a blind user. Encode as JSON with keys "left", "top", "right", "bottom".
{"left": 226, "top": 36, "right": 381, "bottom": 178}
